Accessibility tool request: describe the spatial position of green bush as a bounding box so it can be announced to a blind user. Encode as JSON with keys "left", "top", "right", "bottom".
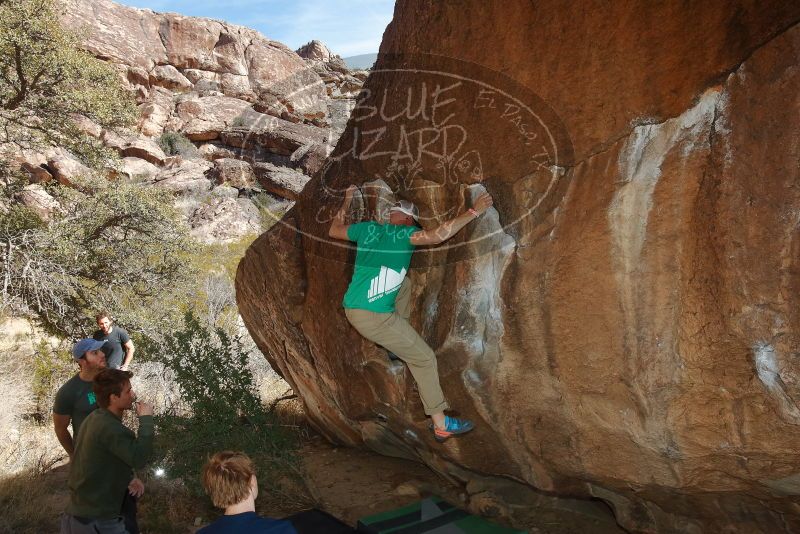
{"left": 157, "top": 132, "right": 198, "bottom": 158}
{"left": 1, "top": 180, "right": 197, "bottom": 338}
{"left": 0, "top": 0, "right": 137, "bottom": 167}
{"left": 152, "top": 312, "right": 302, "bottom": 496}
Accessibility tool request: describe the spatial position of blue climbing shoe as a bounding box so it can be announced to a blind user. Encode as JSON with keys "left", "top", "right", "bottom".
{"left": 433, "top": 415, "right": 475, "bottom": 443}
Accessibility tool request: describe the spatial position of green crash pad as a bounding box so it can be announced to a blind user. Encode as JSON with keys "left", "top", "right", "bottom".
{"left": 356, "top": 497, "right": 526, "bottom": 534}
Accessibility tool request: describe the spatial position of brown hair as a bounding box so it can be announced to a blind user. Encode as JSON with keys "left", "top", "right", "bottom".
{"left": 93, "top": 368, "right": 132, "bottom": 409}
{"left": 201, "top": 451, "right": 256, "bottom": 508}
{"left": 95, "top": 310, "right": 111, "bottom": 322}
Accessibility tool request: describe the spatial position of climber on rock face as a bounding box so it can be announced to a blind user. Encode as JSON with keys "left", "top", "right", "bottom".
{"left": 328, "top": 185, "right": 493, "bottom": 442}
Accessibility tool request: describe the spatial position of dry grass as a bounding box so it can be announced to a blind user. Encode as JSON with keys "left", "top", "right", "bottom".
{"left": 0, "top": 464, "right": 69, "bottom": 533}
{"left": 138, "top": 478, "right": 214, "bottom": 533}
{"left": 0, "top": 318, "right": 69, "bottom": 475}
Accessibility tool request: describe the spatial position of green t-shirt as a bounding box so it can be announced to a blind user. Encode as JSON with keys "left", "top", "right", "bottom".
{"left": 343, "top": 221, "right": 416, "bottom": 313}
{"left": 53, "top": 374, "right": 98, "bottom": 440}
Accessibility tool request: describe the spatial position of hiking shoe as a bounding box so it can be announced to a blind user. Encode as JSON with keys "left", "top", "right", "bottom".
{"left": 433, "top": 416, "right": 475, "bottom": 443}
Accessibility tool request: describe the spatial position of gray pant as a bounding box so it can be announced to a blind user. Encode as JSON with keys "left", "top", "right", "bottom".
{"left": 345, "top": 279, "right": 449, "bottom": 415}
{"left": 60, "top": 514, "right": 129, "bottom": 534}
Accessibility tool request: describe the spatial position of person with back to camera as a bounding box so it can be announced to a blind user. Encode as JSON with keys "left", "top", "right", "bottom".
{"left": 198, "top": 451, "right": 355, "bottom": 533}
{"left": 328, "top": 185, "right": 493, "bottom": 442}
{"left": 197, "top": 451, "right": 297, "bottom": 534}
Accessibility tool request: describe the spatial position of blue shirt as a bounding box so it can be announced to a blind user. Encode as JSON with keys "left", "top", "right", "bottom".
{"left": 197, "top": 512, "right": 297, "bottom": 534}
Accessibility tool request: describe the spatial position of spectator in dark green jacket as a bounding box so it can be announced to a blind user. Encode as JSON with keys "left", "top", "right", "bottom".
{"left": 60, "top": 369, "right": 153, "bottom": 534}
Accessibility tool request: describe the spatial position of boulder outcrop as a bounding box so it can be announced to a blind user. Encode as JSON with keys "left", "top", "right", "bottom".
{"left": 188, "top": 196, "right": 261, "bottom": 244}
{"left": 46, "top": 149, "right": 91, "bottom": 185}
{"left": 118, "top": 157, "right": 159, "bottom": 181}
{"left": 252, "top": 162, "right": 310, "bottom": 201}
{"left": 210, "top": 158, "right": 257, "bottom": 190}
{"left": 219, "top": 110, "right": 330, "bottom": 156}
{"left": 119, "top": 137, "right": 167, "bottom": 166}
{"left": 62, "top": 0, "right": 328, "bottom": 122}
{"left": 174, "top": 95, "right": 252, "bottom": 141}
{"left": 16, "top": 184, "right": 59, "bottom": 221}
{"left": 297, "top": 39, "right": 369, "bottom": 100}
{"left": 151, "top": 158, "right": 213, "bottom": 196}
{"left": 137, "top": 87, "right": 174, "bottom": 137}
{"left": 236, "top": 1, "right": 800, "bottom": 532}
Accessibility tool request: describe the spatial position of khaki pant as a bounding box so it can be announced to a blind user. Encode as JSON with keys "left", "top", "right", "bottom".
{"left": 345, "top": 279, "right": 449, "bottom": 415}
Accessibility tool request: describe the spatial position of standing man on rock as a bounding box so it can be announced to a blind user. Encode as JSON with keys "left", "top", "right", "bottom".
{"left": 328, "top": 185, "right": 493, "bottom": 442}
{"left": 53, "top": 338, "right": 108, "bottom": 458}
{"left": 61, "top": 369, "right": 153, "bottom": 534}
{"left": 93, "top": 311, "right": 135, "bottom": 371}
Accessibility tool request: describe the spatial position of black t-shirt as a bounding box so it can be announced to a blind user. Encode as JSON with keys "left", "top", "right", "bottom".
{"left": 93, "top": 326, "right": 131, "bottom": 369}
{"left": 53, "top": 374, "right": 98, "bottom": 439}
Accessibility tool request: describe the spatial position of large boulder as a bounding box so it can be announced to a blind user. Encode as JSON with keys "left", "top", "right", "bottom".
{"left": 46, "top": 149, "right": 91, "bottom": 185}
{"left": 296, "top": 40, "right": 350, "bottom": 77}
{"left": 220, "top": 109, "right": 329, "bottom": 156}
{"left": 15, "top": 151, "right": 53, "bottom": 183}
{"left": 71, "top": 115, "right": 103, "bottom": 139}
{"left": 236, "top": 2, "right": 800, "bottom": 533}
{"left": 296, "top": 40, "right": 338, "bottom": 63}
{"left": 197, "top": 142, "right": 236, "bottom": 161}
{"left": 118, "top": 157, "right": 159, "bottom": 181}
{"left": 189, "top": 197, "right": 261, "bottom": 244}
{"left": 290, "top": 143, "right": 329, "bottom": 176}
{"left": 137, "top": 87, "right": 174, "bottom": 137}
{"left": 210, "top": 158, "right": 256, "bottom": 190}
{"left": 151, "top": 158, "right": 213, "bottom": 196}
{"left": 16, "top": 184, "right": 59, "bottom": 221}
{"left": 175, "top": 95, "right": 252, "bottom": 141}
{"left": 252, "top": 162, "right": 310, "bottom": 201}
{"left": 119, "top": 136, "right": 167, "bottom": 166}
{"left": 149, "top": 64, "right": 192, "bottom": 92}
{"left": 296, "top": 40, "right": 364, "bottom": 114}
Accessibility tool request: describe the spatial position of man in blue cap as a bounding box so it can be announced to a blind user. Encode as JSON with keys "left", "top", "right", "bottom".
{"left": 53, "top": 338, "right": 108, "bottom": 457}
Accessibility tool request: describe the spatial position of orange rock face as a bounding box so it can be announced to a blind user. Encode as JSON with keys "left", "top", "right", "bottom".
{"left": 236, "top": 1, "right": 800, "bottom": 531}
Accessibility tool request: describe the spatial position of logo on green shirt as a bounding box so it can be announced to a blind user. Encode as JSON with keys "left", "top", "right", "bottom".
{"left": 87, "top": 392, "right": 96, "bottom": 405}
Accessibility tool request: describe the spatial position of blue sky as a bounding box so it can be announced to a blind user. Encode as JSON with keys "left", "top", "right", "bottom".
{"left": 117, "top": 0, "right": 395, "bottom": 57}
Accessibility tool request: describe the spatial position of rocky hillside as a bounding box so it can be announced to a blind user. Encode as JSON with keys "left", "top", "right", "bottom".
{"left": 14, "top": 0, "right": 367, "bottom": 243}
{"left": 236, "top": 1, "right": 800, "bottom": 532}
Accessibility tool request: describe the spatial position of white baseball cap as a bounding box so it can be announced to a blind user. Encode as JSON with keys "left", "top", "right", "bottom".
{"left": 389, "top": 199, "right": 419, "bottom": 221}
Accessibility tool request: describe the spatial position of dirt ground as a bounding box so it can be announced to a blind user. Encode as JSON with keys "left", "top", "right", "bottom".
{"left": 299, "top": 434, "right": 626, "bottom": 534}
